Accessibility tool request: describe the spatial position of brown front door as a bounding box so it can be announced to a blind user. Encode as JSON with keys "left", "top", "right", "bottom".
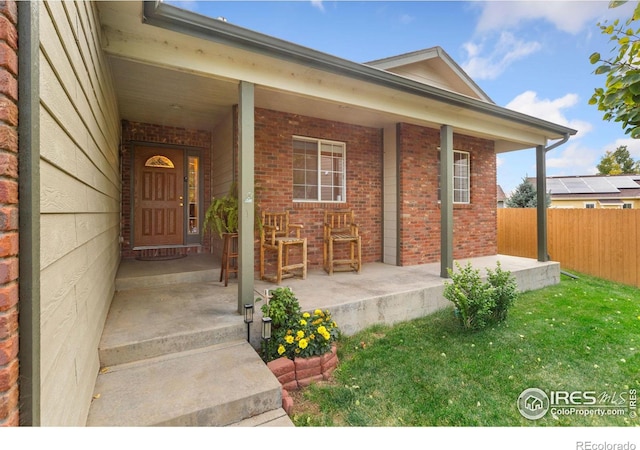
{"left": 134, "top": 146, "right": 185, "bottom": 247}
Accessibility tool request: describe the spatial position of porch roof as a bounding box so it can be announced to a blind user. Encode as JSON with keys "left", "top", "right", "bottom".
{"left": 97, "top": 1, "right": 577, "bottom": 152}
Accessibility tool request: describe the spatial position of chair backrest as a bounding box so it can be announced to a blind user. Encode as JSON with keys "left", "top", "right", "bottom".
{"left": 261, "top": 211, "right": 289, "bottom": 237}
{"left": 324, "top": 210, "right": 357, "bottom": 235}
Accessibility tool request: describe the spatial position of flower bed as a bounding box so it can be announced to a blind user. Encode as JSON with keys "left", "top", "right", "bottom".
{"left": 267, "top": 344, "right": 339, "bottom": 415}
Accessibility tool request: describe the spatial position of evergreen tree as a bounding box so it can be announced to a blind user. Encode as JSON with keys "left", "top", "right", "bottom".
{"left": 505, "top": 178, "right": 550, "bottom": 208}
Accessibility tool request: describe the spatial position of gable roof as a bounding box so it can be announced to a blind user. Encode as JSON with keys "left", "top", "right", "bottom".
{"left": 365, "top": 47, "right": 493, "bottom": 103}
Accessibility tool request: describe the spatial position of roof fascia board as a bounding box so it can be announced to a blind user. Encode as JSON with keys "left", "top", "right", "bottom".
{"left": 141, "top": 1, "right": 576, "bottom": 139}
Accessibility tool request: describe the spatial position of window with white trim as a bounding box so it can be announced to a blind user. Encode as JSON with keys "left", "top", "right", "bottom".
{"left": 453, "top": 151, "right": 470, "bottom": 203}
{"left": 293, "top": 137, "right": 346, "bottom": 202}
{"left": 585, "top": 202, "right": 596, "bottom": 209}
{"left": 438, "top": 150, "right": 471, "bottom": 204}
{"left": 623, "top": 203, "right": 633, "bottom": 209}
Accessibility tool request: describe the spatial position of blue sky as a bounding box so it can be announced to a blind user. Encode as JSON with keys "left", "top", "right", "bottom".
{"left": 168, "top": 0, "right": 640, "bottom": 195}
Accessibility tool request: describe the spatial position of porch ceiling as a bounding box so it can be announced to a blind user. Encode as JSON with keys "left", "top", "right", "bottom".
{"left": 108, "top": 55, "right": 417, "bottom": 133}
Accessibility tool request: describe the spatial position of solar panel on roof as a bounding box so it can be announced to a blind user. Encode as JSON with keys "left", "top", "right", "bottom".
{"left": 608, "top": 176, "right": 640, "bottom": 189}
{"left": 546, "top": 179, "right": 570, "bottom": 194}
{"left": 562, "top": 178, "right": 592, "bottom": 194}
{"left": 584, "top": 177, "right": 619, "bottom": 193}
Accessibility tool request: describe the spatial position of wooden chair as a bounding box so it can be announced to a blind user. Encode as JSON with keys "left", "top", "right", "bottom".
{"left": 260, "top": 211, "right": 307, "bottom": 284}
{"left": 323, "top": 210, "right": 362, "bottom": 275}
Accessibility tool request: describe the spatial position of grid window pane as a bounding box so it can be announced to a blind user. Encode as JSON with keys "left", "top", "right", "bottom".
{"left": 438, "top": 150, "right": 470, "bottom": 204}
{"left": 293, "top": 138, "right": 345, "bottom": 202}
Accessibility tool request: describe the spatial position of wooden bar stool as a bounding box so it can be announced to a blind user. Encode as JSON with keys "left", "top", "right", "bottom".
{"left": 323, "top": 210, "right": 362, "bottom": 275}
{"left": 219, "top": 232, "right": 238, "bottom": 287}
{"left": 260, "top": 211, "right": 307, "bottom": 284}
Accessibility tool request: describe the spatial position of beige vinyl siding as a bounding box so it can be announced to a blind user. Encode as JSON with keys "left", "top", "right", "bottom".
{"left": 39, "top": 1, "right": 120, "bottom": 426}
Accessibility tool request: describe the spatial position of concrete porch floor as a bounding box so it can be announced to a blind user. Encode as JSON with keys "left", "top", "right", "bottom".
{"left": 113, "top": 253, "right": 561, "bottom": 345}
{"left": 90, "top": 253, "right": 559, "bottom": 426}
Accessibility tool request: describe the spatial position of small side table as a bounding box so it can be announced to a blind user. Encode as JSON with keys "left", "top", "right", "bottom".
{"left": 220, "top": 232, "right": 238, "bottom": 287}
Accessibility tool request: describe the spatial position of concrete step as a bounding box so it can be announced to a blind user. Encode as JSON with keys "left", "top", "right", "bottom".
{"left": 99, "top": 281, "right": 244, "bottom": 366}
{"left": 87, "top": 341, "right": 288, "bottom": 426}
{"left": 115, "top": 254, "right": 221, "bottom": 291}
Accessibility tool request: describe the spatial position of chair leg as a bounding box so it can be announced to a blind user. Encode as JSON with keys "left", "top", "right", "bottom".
{"left": 276, "top": 241, "right": 283, "bottom": 284}
{"left": 302, "top": 238, "right": 307, "bottom": 280}
{"left": 356, "top": 236, "right": 362, "bottom": 273}
{"left": 328, "top": 238, "right": 334, "bottom": 276}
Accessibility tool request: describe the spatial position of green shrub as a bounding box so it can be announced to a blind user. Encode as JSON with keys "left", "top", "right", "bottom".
{"left": 258, "top": 287, "right": 340, "bottom": 361}
{"left": 486, "top": 262, "right": 518, "bottom": 323}
{"left": 443, "top": 261, "right": 518, "bottom": 331}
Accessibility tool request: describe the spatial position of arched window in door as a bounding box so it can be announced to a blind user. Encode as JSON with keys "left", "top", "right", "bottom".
{"left": 145, "top": 155, "right": 175, "bottom": 168}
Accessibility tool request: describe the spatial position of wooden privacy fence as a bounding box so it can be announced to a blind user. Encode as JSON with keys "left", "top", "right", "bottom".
{"left": 497, "top": 208, "right": 640, "bottom": 289}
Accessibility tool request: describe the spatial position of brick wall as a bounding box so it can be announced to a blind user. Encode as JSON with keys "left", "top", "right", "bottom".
{"left": 398, "top": 123, "right": 496, "bottom": 266}
{"left": 254, "top": 108, "right": 383, "bottom": 269}
{"left": 0, "top": 0, "right": 18, "bottom": 427}
{"left": 120, "top": 121, "right": 212, "bottom": 257}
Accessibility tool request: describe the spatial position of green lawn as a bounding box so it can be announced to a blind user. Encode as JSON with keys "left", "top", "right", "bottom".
{"left": 290, "top": 273, "right": 640, "bottom": 426}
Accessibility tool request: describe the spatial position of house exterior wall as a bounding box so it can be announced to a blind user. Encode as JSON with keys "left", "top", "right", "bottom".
{"left": 39, "top": 1, "right": 120, "bottom": 425}
{"left": 0, "top": 0, "right": 18, "bottom": 427}
{"left": 397, "top": 123, "right": 497, "bottom": 266}
{"left": 254, "top": 108, "right": 383, "bottom": 269}
{"left": 120, "top": 121, "right": 213, "bottom": 258}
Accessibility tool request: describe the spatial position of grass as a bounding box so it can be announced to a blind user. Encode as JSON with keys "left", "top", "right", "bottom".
{"left": 289, "top": 273, "right": 640, "bottom": 426}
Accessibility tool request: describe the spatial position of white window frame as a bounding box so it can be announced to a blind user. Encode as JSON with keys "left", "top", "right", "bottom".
{"left": 623, "top": 202, "right": 633, "bottom": 209}
{"left": 584, "top": 202, "right": 596, "bottom": 209}
{"left": 439, "top": 150, "right": 471, "bottom": 204}
{"left": 453, "top": 151, "right": 471, "bottom": 204}
{"left": 293, "top": 136, "right": 346, "bottom": 203}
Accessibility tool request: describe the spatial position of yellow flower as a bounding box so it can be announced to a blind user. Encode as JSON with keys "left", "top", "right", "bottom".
{"left": 303, "top": 312, "right": 311, "bottom": 318}
{"left": 296, "top": 330, "right": 305, "bottom": 339}
{"left": 277, "top": 344, "right": 286, "bottom": 355}
{"left": 298, "top": 338, "right": 308, "bottom": 349}
{"left": 300, "top": 319, "right": 307, "bottom": 326}
{"left": 314, "top": 309, "right": 323, "bottom": 316}
{"left": 285, "top": 335, "right": 294, "bottom": 344}
{"left": 321, "top": 331, "right": 330, "bottom": 340}
{"left": 317, "top": 325, "right": 327, "bottom": 335}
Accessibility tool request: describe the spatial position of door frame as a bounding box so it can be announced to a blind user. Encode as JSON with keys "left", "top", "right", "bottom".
{"left": 130, "top": 142, "right": 204, "bottom": 249}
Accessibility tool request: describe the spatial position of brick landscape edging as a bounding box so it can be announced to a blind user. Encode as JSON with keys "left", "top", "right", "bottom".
{"left": 267, "top": 344, "right": 338, "bottom": 415}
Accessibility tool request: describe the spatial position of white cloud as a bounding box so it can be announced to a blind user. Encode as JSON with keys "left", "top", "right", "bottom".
{"left": 461, "top": 32, "right": 541, "bottom": 80}
{"left": 546, "top": 142, "right": 599, "bottom": 175}
{"left": 311, "top": 0, "right": 324, "bottom": 12}
{"left": 504, "top": 90, "right": 592, "bottom": 138}
{"left": 474, "top": 1, "right": 616, "bottom": 35}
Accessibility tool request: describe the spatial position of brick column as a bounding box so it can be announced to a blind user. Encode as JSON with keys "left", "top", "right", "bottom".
{"left": 0, "top": 0, "right": 19, "bottom": 427}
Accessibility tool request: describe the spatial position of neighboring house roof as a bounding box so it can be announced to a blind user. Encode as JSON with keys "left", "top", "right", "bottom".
{"left": 497, "top": 185, "right": 507, "bottom": 202}
{"left": 530, "top": 174, "right": 640, "bottom": 200}
{"left": 365, "top": 47, "right": 494, "bottom": 103}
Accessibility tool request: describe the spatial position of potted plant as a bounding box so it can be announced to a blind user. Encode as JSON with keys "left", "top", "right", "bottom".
{"left": 202, "top": 182, "right": 239, "bottom": 238}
